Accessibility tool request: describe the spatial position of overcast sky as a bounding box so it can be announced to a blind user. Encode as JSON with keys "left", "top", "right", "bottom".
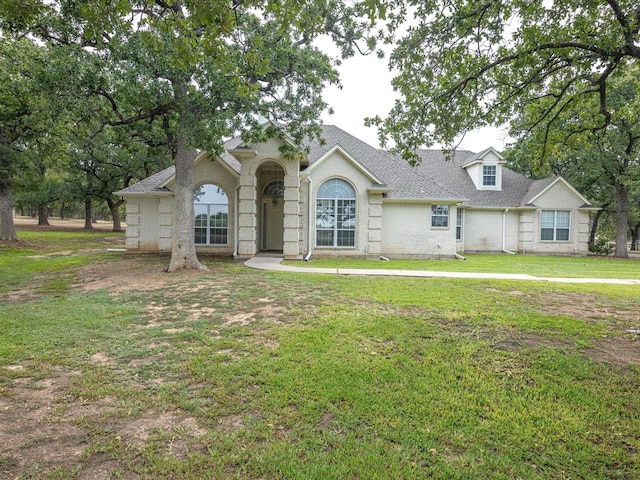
{"left": 319, "top": 47, "right": 512, "bottom": 153}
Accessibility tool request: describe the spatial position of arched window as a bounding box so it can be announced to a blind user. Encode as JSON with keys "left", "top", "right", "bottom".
{"left": 264, "top": 180, "right": 284, "bottom": 206}
{"left": 194, "top": 184, "right": 229, "bottom": 245}
{"left": 316, "top": 179, "right": 356, "bottom": 247}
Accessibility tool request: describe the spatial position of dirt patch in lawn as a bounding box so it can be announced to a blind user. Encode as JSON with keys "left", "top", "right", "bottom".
{"left": 0, "top": 366, "right": 208, "bottom": 479}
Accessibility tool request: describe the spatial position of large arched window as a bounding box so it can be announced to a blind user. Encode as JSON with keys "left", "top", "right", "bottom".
{"left": 316, "top": 179, "right": 356, "bottom": 247}
{"left": 194, "top": 184, "right": 229, "bottom": 245}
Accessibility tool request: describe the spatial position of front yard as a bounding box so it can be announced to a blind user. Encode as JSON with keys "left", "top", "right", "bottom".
{"left": 1, "top": 225, "right": 639, "bottom": 479}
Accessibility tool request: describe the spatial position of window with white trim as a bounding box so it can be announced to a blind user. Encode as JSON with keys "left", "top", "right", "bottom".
{"left": 483, "top": 165, "right": 496, "bottom": 186}
{"left": 316, "top": 179, "right": 356, "bottom": 247}
{"left": 431, "top": 204, "right": 449, "bottom": 228}
{"left": 456, "top": 208, "right": 463, "bottom": 240}
{"left": 541, "top": 210, "right": 570, "bottom": 241}
{"left": 194, "top": 184, "right": 229, "bottom": 245}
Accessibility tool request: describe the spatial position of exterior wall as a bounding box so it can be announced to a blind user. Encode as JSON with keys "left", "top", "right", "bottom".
{"left": 463, "top": 209, "right": 519, "bottom": 253}
{"left": 124, "top": 196, "right": 171, "bottom": 252}
{"left": 521, "top": 183, "right": 590, "bottom": 255}
{"left": 298, "top": 178, "right": 311, "bottom": 257}
{"left": 463, "top": 209, "right": 505, "bottom": 252}
{"left": 305, "top": 151, "right": 376, "bottom": 257}
{"left": 381, "top": 202, "right": 457, "bottom": 258}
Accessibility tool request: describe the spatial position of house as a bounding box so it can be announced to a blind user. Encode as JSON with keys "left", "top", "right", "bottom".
{"left": 115, "top": 125, "right": 597, "bottom": 259}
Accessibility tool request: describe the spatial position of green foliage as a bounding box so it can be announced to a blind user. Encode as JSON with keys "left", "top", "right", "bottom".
{"left": 506, "top": 64, "right": 640, "bottom": 257}
{"left": 589, "top": 238, "right": 614, "bottom": 256}
{"left": 366, "top": 0, "right": 640, "bottom": 163}
{"left": 2, "top": 0, "right": 374, "bottom": 266}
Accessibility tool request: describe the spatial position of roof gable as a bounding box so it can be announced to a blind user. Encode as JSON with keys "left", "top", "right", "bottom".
{"left": 525, "top": 176, "right": 593, "bottom": 206}
{"left": 304, "top": 144, "right": 384, "bottom": 184}
{"left": 462, "top": 147, "right": 506, "bottom": 167}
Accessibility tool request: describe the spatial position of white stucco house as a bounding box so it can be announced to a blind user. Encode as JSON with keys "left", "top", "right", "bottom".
{"left": 115, "top": 125, "right": 597, "bottom": 259}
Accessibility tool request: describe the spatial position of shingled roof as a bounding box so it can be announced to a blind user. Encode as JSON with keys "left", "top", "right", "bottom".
{"left": 412, "top": 149, "right": 550, "bottom": 208}
{"left": 117, "top": 125, "right": 569, "bottom": 208}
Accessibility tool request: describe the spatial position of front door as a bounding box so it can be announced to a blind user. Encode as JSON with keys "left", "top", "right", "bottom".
{"left": 262, "top": 180, "right": 284, "bottom": 251}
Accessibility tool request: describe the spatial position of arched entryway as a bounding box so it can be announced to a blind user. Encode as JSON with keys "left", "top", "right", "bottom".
{"left": 258, "top": 163, "right": 285, "bottom": 252}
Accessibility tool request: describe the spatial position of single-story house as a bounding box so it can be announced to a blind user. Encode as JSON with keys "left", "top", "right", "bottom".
{"left": 115, "top": 125, "right": 597, "bottom": 259}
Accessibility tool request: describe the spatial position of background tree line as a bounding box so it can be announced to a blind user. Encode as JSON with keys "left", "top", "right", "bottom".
{"left": 2, "top": 0, "right": 638, "bottom": 264}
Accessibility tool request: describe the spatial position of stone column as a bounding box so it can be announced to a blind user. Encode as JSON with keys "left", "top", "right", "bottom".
{"left": 367, "top": 194, "right": 384, "bottom": 256}
{"left": 237, "top": 171, "right": 257, "bottom": 258}
{"left": 282, "top": 171, "right": 300, "bottom": 259}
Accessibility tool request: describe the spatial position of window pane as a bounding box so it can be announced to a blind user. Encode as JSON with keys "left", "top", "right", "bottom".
{"left": 431, "top": 204, "right": 449, "bottom": 227}
{"left": 317, "top": 179, "right": 356, "bottom": 199}
{"left": 337, "top": 230, "right": 355, "bottom": 247}
{"left": 556, "top": 228, "right": 569, "bottom": 241}
{"left": 541, "top": 211, "right": 555, "bottom": 228}
{"left": 195, "top": 227, "right": 207, "bottom": 244}
{"left": 210, "top": 228, "right": 227, "bottom": 245}
{"left": 556, "top": 211, "right": 570, "bottom": 228}
{"left": 541, "top": 228, "right": 554, "bottom": 241}
{"left": 316, "top": 230, "right": 334, "bottom": 247}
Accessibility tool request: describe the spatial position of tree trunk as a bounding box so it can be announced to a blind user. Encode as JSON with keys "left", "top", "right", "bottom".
{"left": 167, "top": 132, "right": 206, "bottom": 272}
{"left": 588, "top": 202, "right": 609, "bottom": 246}
{"left": 613, "top": 183, "right": 629, "bottom": 258}
{"left": 0, "top": 175, "right": 17, "bottom": 241}
{"left": 38, "top": 204, "right": 50, "bottom": 225}
{"left": 166, "top": 77, "right": 206, "bottom": 272}
{"left": 84, "top": 195, "right": 93, "bottom": 230}
{"left": 106, "top": 197, "right": 124, "bottom": 232}
{"left": 167, "top": 137, "right": 206, "bottom": 271}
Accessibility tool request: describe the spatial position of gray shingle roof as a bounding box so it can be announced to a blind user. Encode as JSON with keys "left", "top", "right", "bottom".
{"left": 117, "top": 125, "right": 567, "bottom": 207}
{"left": 115, "top": 166, "right": 175, "bottom": 196}
{"left": 306, "top": 126, "right": 462, "bottom": 200}
{"left": 413, "top": 149, "right": 543, "bottom": 207}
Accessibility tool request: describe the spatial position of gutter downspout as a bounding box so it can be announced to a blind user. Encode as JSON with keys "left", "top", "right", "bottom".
{"left": 304, "top": 177, "right": 313, "bottom": 261}
{"left": 502, "top": 208, "right": 516, "bottom": 255}
{"left": 233, "top": 185, "right": 240, "bottom": 258}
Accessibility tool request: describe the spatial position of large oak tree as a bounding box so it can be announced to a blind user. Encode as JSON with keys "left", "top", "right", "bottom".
{"left": 18, "top": 0, "right": 371, "bottom": 270}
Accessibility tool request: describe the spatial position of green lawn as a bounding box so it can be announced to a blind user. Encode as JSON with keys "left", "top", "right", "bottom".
{"left": 285, "top": 253, "right": 640, "bottom": 279}
{"left": 1, "top": 228, "right": 639, "bottom": 479}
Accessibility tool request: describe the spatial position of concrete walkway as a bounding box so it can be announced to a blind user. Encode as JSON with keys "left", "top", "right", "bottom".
{"left": 244, "top": 255, "right": 640, "bottom": 285}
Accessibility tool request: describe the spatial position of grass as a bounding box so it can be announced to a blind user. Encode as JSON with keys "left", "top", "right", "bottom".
{"left": 284, "top": 253, "right": 640, "bottom": 279}
{"left": 1, "top": 227, "right": 639, "bottom": 479}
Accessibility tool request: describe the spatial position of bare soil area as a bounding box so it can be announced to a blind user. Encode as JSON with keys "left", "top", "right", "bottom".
{"left": 13, "top": 216, "right": 121, "bottom": 232}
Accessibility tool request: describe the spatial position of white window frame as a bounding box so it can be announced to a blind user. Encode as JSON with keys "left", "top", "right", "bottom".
{"left": 194, "top": 184, "right": 229, "bottom": 246}
{"left": 483, "top": 165, "right": 497, "bottom": 187}
{"left": 456, "top": 208, "right": 463, "bottom": 240}
{"left": 431, "top": 204, "right": 449, "bottom": 228}
{"left": 316, "top": 179, "right": 356, "bottom": 248}
{"left": 540, "top": 210, "right": 570, "bottom": 242}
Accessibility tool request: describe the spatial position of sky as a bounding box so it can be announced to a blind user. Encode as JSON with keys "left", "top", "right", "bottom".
{"left": 319, "top": 46, "right": 513, "bottom": 153}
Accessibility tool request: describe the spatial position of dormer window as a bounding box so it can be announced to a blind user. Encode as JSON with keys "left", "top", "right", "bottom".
{"left": 463, "top": 148, "right": 505, "bottom": 190}
{"left": 483, "top": 165, "right": 496, "bottom": 186}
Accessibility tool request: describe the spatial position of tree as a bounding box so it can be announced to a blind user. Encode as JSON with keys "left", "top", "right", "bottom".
{"left": 0, "top": 38, "right": 52, "bottom": 240}
{"left": 506, "top": 66, "right": 640, "bottom": 258}
{"left": 365, "top": 0, "right": 640, "bottom": 165}
{"left": 25, "top": 0, "right": 370, "bottom": 270}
